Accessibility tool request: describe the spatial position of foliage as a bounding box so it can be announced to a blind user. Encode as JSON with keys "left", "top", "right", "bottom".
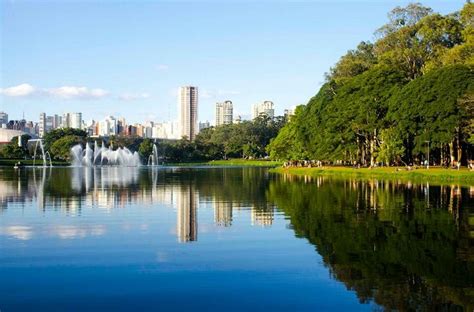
{"left": 389, "top": 65, "right": 473, "bottom": 158}
{"left": 271, "top": 2, "right": 474, "bottom": 166}
{"left": 376, "top": 128, "right": 405, "bottom": 165}
{"left": 49, "top": 135, "right": 85, "bottom": 161}
{"left": 138, "top": 138, "right": 154, "bottom": 159}
{"left": 43, "top": 128, "right": 87, "bottom": 151}
{"left": 0, "top": 134, "right": 31, "bottom": 159}
{"left": 194, "top": 115, "right": 286, "bottom": 160}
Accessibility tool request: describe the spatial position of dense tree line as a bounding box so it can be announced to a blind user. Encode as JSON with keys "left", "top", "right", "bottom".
{"left": 268, "top": 2, "right": 474, "bottom": 166}
{"left": 140, "top": 116, "right": 286, "bottom": 162}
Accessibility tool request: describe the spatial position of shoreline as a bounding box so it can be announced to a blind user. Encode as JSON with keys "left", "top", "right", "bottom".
{"left": 271, "top": 166, "right": 474, "bottom": 186}
{"left": 0, "top": 158, "right": 282, "bottom": 168}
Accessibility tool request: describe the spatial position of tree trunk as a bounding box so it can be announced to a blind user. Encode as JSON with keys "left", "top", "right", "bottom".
{"left": 456, "top": 132, "right": 462, "bottom": 165}
{"left": 449, "top": 141, "right": 455, "bottom": 167}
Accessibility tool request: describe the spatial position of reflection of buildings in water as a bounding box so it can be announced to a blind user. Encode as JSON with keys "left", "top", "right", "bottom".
{"left": 251, "top": 204, "right": 274, "bottom": 227}
{"left": 214, "top": 201, "right": 232, "bottom": 227}
{"left": 176, "top": 185, "right": 198, "bottom": 243}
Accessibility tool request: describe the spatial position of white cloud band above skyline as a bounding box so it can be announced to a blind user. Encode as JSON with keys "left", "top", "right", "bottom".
{"left": 0, "top": 83, "right": 37, "bottom": 97}
{"left": 0, "top": 83, "right": 111, "bottom": 100}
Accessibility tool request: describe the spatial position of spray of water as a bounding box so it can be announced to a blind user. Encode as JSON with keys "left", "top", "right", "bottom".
{"left": 70, "top": 142, "right": 141, "bottom": 167}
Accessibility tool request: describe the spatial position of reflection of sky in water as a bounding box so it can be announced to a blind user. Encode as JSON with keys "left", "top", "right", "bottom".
{"left": 1, "top": 167, "right": 472, "bottom": 311}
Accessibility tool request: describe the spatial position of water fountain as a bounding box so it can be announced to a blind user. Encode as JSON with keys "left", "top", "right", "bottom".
{"left": 70, "top": 142, "right": 141, "bottom": 167}
{"left": 32, "top": 139, "right": 52, "bottom": 167}
{"left": 147, "top": 144, "right": 159, "bottom": 166}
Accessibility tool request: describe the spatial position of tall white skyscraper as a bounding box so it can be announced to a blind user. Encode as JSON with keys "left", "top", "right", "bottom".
{"left": 252, "top": 101, "right": 275, "bottom": 119}
{"left": 0, "top": 112, "right": 8, "bottom": 126}
{"left": 61, "top": 112, "right": 82, "bottom": 129}
{"left": 215, "top": 100, "right": 233, "bottom": 126}
{"left": 178, "top": 86, "right": 198, "bottom": 140}
{"left": 70, "top": 112, "right": 82, "bottom": 129}
{"left": 39, "top": 112, "right": 47, "bottom": 137}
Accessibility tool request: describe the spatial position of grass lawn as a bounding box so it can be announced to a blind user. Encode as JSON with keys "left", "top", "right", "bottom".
{"left": 208, "top": 159, "right": 283, "bottom": 167}
{"left": 163, "top": 159, "right": 282, "bottom": 167}
{"left": 272, "top": 166, "right": 474, "bottom": 185}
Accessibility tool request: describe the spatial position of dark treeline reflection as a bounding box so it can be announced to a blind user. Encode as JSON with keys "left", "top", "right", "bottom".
{"left": 1, "top": 168, "right": 473, "bottom": 309}
{"left": 269, "top": 174, "right": 474, "bottom": 311}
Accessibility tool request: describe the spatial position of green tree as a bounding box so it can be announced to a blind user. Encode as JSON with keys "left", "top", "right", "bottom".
{"left": 43, "top": 128, "right": 87, "bottom": 151}
{"left": 50, "top": 135, "right": 85, "bottom": 161}
{"left": 138, "top": 138, "right": 154, "bottom": 160}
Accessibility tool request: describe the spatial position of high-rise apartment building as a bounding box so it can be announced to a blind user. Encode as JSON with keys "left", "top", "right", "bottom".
{"left": 178, "top": 86, "right": 198, "bottom": 140}
{"left": 0, "top": 112, "right": 8, "bottom": 126}
{"left": 61, "top": 112, "right": 82, "bottom": 129}
{"left": 215, "top": 100, "right": 233, "bottom": 126}
{"left": 98, "top": 116, "right": 117, "bottom": 136}
{"left": 52, "top": 114, "right": 61, "bottom": 129}
{"left": 70, "top": 112, "right": 82, "bottom": 129}
{"left": 39, "top": 113, "right": 47, "bottom": 137}
{"left": 252, "top": 101, "right": 274, "bottom": 119}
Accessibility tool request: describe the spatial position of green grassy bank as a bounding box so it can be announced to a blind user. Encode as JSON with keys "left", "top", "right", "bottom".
{"left": 163, "top": 159, "right": 282, "bottom": 167}
{"left": 208, "top": 159, "right": 282, "bottom": 167}
{"left": 272, "top": 166, "right": 474, "bottom": 186}
{"left": 0, "top": 158, "right": 281, "bottom": 168}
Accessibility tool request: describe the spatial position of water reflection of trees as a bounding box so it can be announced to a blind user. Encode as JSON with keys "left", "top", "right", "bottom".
{"left": 1, "top": 167, "right": 473, "bottom": 308}
{"left": 267, "top": 175, "right": 474, "bottom": 311}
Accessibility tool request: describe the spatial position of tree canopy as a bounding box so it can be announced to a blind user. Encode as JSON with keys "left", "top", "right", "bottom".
{"left": 269, "top": 2, "right": 474, "bottom": 166}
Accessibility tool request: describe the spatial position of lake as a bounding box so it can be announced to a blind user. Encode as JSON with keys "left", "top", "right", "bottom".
{"left": 0, "top": 167, "right": 473, "bottom": 311}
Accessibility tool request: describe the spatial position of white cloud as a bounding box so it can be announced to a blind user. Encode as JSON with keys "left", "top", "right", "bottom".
{"left": 118, "top": 92, "right": 150, "bottom": 101}
{"left": 156, "top": 64, "right": 169, "bottom": 71}
{"left": 0, "top": 83, "right": 36, "bottom": 97}
{"left": 0, "top": 83, "right": 110, "bottom": 100}
{"left": 47, "top": 86, "right": 109, "bottom": 100}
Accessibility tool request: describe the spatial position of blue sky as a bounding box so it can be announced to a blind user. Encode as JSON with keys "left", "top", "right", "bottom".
{"left": 0, "top": 0, "right": 466, "bottom": 124}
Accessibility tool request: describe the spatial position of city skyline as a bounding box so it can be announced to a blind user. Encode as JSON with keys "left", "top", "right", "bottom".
{"left": 0, "top": 1, "right": 463, "bottom": 124}
{"left": 0, "top": 84, "right": 281, "bottom": 140}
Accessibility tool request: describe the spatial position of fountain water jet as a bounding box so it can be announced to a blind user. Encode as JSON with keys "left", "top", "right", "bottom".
{"left": 70, "top": 143, "right": 141, "bottom": 167}
{"left": 147, "top": 144, "right": 159, "bottom": 166}
{"left": 32, "top": 140, "right": 51, "bottom": 167}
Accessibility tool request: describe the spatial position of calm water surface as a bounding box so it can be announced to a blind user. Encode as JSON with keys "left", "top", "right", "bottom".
{"left": 0, "top": 167, "right": 473, "bottom": 311}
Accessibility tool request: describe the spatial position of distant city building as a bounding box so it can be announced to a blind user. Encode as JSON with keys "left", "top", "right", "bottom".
{"left": 61, "top": 112, "right": 82, "bottom": 129}
{"left": 152, "top": 121, "right": 179, "bottom": 139}
{"left": 284, "top": 106, "right": 296, "bottom": 119}
{"left": 70, "top": 112, "right": 82, "bottom": 129}
{"left": 0, "top": 112, "right": 8, "bottom": 127}
{"left": 52, "top": 114, "right": 61, "bottom": 129}
{"left": 0, "top": 128, "right": 28, "bottom": 144}
{"left": 135, "top": 123, "right": 145, "bottom": 137}
{"left": 117, "top": 117, "right": 127, "bottom": 135}
{"left": 199, "top": 121, "right": 210, "bottom": 132}
{"left": 99, "top": 116, "right": 117, "bottom": 136}
{"left": 215, "top": 100, "right": 233, "bottom": 126}
{"left": 39, "top": 113, "right": 47, "bottom": 137}
{"left": 178, "top": 86, "right": 198, "bottom": 140}
{"left": 252, "top": 101, "right": 274, "bottom": 119}
{"left": 234, "top": 115, "right": 242, "bottom": 124}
